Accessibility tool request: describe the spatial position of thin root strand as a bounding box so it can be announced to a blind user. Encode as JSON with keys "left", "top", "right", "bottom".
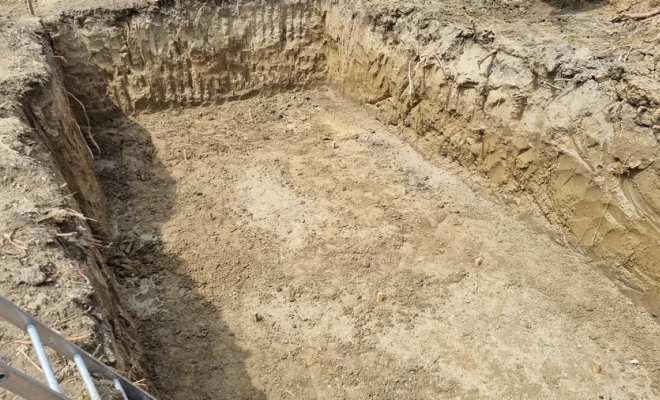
{"left": 3, "top": 228, "right": 27, "bottom": 257}
{"left": 65, "top": 90, "right": 101, "bottom": 158}
{"left": 612, "top": 7, "right": 660, "bottom": 22}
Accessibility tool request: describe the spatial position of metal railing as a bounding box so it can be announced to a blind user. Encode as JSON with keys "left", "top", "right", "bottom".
{"left": 0, "top": 294, "right": 157, "bottom": 400}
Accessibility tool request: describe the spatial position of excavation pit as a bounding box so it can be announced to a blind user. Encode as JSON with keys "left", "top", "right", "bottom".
{"left": 2, "top": 0, "right": 660, "bottom": 399}
{"left": 90, "top": 90, "right": 660, "bottom": 399}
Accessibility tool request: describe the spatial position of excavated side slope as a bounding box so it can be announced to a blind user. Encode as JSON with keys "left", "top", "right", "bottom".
{"left": 322, "top": 3, "right": 660, "bottom": 311}
{"left": 0, "top": 20, "right": 151, "bottom": 398}
{"left": 53, "top": 1, "right": 327, "bottom": 117}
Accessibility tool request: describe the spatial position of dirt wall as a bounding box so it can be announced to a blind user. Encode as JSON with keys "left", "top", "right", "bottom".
{"left": 320, "top": 1, "right": 660, "bottom": 314}
{"left": 0, "top": 20, "right": 150, "bottom": 396}
{"left": 52, "top": 0, "right": 327, "bottom": 116}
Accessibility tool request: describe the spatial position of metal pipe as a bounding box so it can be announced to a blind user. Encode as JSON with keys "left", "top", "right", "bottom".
{"left": 73, "top": 354, "right": 101, "bottom": 400}
{"left": 113, "top": 378, "right": 129, "bottom": 400}
{"left": 27, "top": 324, "right": 61, "bottom": 393}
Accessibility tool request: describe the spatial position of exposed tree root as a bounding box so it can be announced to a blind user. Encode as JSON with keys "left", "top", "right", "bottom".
{"left": 612, "top": 7, "right": 660, "bottom": 22}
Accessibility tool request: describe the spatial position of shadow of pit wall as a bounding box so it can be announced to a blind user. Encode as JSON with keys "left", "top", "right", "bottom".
{"left": 539, "top": 0, "right": 608, "bottom": 13}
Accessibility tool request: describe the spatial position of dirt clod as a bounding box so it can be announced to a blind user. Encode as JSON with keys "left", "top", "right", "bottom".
{"left": 13, "top": 265, "right": 47, "bottom": 286}
{"left": 592, "top": 363, "right": 602, "bottom": 374}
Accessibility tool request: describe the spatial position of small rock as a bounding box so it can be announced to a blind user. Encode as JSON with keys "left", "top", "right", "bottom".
{"left": 474, "top": 257, "right": 483, "bottom": 267}
{"left": 35, "top": 293, "right": 50, "bottom": 307}
{"left": 254, "top": 313, "right": 264, "bottom": 322}
{"left": 630, "top": 359, "right": 639, "bottom": 365}
{"left": 592, "top": 363, "right": 602, "bottom": 374}
{"left": 512, "top": 137, "right": 531, "bottom": 151}
{"left": 332, "top": 140, "right": 337, "bottom": 149}
{"left": 95, "top": 377, "right": 124, "bottom": 400}
{"left": 376, "top": 292, "right": 385, "bottom": 303}
{"left": 196, "top": 323, "right": 209, "bottom": 338}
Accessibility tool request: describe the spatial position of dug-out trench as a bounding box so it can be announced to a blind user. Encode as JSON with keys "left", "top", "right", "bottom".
{"left": 20, "top": 0, "right": 660, "bottom": 397}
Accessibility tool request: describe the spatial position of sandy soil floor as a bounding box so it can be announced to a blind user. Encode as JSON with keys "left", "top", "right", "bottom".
{"left": 93, "top": 89, "right": 660, "bottom": 399}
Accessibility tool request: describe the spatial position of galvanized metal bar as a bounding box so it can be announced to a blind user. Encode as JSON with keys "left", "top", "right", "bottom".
{"left": 0, "top": 360, "right": 70, "bottom": 400}
{"left": 114, "top": 378, "right": 130, "bottom": 400}
{"left": 0, "top": 294, "right": 156, "bottom": 400}
{"left": 27, "top": 324, "right": 62, "bottom": 393}
{"left": 73, "top": 354, "right": 101, "bottom": 400}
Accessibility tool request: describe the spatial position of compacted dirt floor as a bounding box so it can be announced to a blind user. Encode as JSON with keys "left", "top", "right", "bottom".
{"left": 93, "top": 89, "right": 660, "bottom": 399}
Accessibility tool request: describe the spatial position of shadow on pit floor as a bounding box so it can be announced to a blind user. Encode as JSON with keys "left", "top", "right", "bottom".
{"left": 89, "top": 112, "right": 266, "bottom": 400}
{"left": 539, "top": 0, "right": 608, "bottom": 13}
